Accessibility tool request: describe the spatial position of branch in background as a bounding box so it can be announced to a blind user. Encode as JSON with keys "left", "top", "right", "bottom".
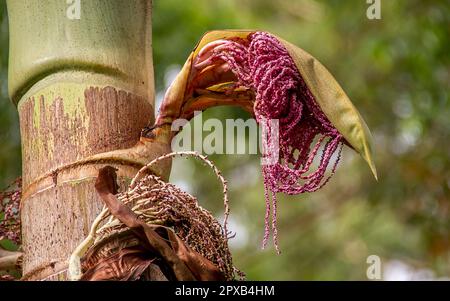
{"left": 0, "top": 247, "right": 22, "bottom": 271}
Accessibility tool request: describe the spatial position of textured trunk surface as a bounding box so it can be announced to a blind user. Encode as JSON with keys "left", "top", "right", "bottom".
{"left": 7, "top": 0, "right": 163, "bottom": 280}
{"left": 19, "top": 86, "right": 153, "bottom": 280}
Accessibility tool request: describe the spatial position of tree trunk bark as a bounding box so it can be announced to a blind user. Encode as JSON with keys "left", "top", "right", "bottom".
{"left": 7, "top": 0, "right": 159, "bottom": 280}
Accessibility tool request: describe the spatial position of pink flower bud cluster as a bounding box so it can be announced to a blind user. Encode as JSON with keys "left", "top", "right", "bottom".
{"left": 203, "top": 32, "right": 344, "bottom": 252}
{"left": 0, "top": 178, "right": 22, "bottom": 245}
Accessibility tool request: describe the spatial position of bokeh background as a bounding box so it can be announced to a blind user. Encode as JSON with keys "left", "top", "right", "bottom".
{"left": 0, "top": 0, "right": 449, "bottom": 280}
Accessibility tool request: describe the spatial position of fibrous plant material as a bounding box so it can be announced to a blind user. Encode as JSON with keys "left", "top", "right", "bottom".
{"left": 69, "top": 152, "right": 240, "bottom": 281}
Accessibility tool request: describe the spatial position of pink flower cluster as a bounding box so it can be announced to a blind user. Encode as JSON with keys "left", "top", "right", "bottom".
{"left": 0, "top": 178, "right": 21, "bottom": 245}
{"left": 201, "top": 32, "right": 344, "bottom": 253}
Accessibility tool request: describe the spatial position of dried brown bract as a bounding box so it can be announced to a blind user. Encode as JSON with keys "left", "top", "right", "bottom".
{"left": 70, "top": 152, "right": 241, "bottom": 281}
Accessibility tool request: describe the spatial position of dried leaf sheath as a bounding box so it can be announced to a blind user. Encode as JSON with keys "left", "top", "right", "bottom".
{"left": 70, "top": 152, "right": 238, "bottom": 281}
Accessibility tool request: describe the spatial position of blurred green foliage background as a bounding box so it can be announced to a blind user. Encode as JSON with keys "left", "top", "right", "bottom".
{"left": 0, "top": 0, "right": 449, "bottom": 280}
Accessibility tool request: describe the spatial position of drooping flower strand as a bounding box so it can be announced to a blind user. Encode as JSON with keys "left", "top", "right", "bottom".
{"left": 194, "top": 32, "right": 344, "bottom": 252}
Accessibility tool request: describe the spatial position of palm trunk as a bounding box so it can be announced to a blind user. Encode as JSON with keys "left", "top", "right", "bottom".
{"left": 7, "top": 0, "right": 158, "bottom": 280}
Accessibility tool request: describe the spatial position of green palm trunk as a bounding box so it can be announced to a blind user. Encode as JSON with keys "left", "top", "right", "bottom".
{"left": 7, "top": 0, "right": 159, "bottom": 280}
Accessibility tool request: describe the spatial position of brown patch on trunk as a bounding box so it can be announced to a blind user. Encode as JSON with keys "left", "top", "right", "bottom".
{"left": 18, "top": 86, "right": 156, "bottom": 280}
{"left": 84, "top": 87, "right": 153, "bottom": 157}
{"left": 19, "top": 86, "right": 153, "bottom": 189}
